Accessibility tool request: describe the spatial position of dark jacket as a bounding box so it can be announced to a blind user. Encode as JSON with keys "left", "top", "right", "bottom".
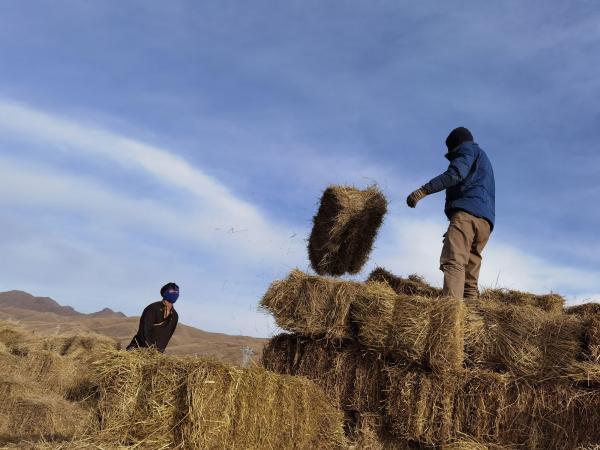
{"left": 422, "top": 142, "right": 495, "bottom": 229}
{"left": 127, "top": 301, "right": 178, "bottom": 353}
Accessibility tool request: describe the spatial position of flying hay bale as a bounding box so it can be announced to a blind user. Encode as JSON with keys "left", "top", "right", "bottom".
{"left": 261, "top": 333, "right": 387, "bottom": 414}
{"left": 464, "top": 301, "right": 586, "bottom": 379}
{"left": 353, "top": 290, "right": 464, "bottom": 372}
{"left": 260, "top": 269, "right": 362, "bottom": 339}
{"left": 95, "top": 348, "right": 347, "bottom": 449}
{"left": 368, "top": 267, "right": 442, "bottom": 298}
{"left": 308, "top": 185, "right": 387, "bottom": 276}
{"left": 480, "top": 288, "right": 564, "bottom": 313}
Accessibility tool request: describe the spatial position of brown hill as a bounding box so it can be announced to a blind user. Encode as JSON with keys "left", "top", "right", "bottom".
{"left": 0, "top": 290, "right": 266, "bottom": 365}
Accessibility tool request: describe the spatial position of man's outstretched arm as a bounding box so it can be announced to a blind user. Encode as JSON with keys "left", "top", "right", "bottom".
{"left": 407, "top": 147, "right": 475, "bottom": 207}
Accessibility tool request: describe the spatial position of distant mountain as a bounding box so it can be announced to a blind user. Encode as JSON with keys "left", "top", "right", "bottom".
{"left": 0, "top": 290, "right": 127, "bottom": 318}
{"left": 88, "top": 307, "right": 127, "bottom": 318}
{"left": 0, "top": 290, "right": 81, "bottom": 316}
{"left": 0, "top": 290, "right": 266, "bottom": 365}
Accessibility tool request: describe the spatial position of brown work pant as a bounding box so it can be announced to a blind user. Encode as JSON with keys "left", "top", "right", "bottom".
{"left": 440, "top": 210, "right": 491, "bottom": 300}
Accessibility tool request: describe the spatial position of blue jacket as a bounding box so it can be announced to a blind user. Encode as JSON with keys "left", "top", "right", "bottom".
{"left": 423, "top": 142, "right": 495, "bottom": 230}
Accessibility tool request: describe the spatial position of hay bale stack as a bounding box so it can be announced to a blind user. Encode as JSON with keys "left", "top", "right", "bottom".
{"left": 480, "top": 288, "right": 565, "bottom": 313}
{"left": 464, "top": 301, "right": 586, "bottom": 379}
{"left": 308, "top": 185, "right": 387, "bottom": 276}
{"left": 368, "top": 267, "right": 442, "bottom": 298}
{"left": 95, "top": 348, "right": 347, "bottom": 449}
{"left": 260, "top": 269, "right": 362, "bottom": 339}
{"left": 261, "top": 333, "right": 387, "bottom": 414}
{"left": 353, "top": 290, "right": 464, "bottom": 372}
{"left": 385, "top": 367, "right": 600, "bottom": 449}
{"left": 258, "top": 265, "right": 600, "bottom": 447}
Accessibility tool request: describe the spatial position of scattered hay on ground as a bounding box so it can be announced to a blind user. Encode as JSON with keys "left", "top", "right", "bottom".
{"left": 95, "top": 348, "right": 347, "bottom": 449}
{"left": 308, "top": 185, "right": 387, "bottom": 276}
{"left": 464, "top": 301, "right": 586, "bottom": 380}
{"left": 367, "top": 268, "right": 442, "bottom": 298}
{"left": 259, "top": 269, "right": 362, "bottom": 339}
{"left": 353, "top": 291, "right": 464, "bottom": 372}
{"left": 479, "top": 288, "right": 564, "bottom": 313}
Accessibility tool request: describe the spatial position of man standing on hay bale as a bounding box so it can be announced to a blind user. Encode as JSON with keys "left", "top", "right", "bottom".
{"left": 126, "top": 282, "right": 179, "bottom": 352}
{"left": 406, "top": 127, "right": 495, "bottom": 300}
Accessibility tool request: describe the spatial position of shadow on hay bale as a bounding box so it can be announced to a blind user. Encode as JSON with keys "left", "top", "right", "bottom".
{"left": 94, "top": 348, "right": 347, "bottom": 449}
{"left": 308, "top": 185, "right": 387, "bottom": 276}
{"left": 261, "top": 333, "right": 387, "bottom": 416}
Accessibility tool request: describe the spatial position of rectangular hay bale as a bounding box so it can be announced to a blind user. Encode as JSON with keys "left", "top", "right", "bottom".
{"left": 261, "top": 333, "right": 387, "bottom": 414}
{"left": 464, "top": 301, "right": 586, "bottom": 379}
{"left": 385, "top": 367, "right": 459, "bottom": 445}
{"left": 259, "top": 269, "right": 360, "bottom": 339}
{"left": 95, "top": 348, "right": 347, "bottom": 449}
{"left": 308, "top": 185, "right": 387, "bottom": 276}
{"left": 352, "top": 290, "right": 465, "bottom": 372}
{"left": 386, "top": 367, "right": 600, "bottom": 449}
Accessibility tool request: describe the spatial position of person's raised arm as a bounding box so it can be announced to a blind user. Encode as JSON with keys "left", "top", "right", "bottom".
{"left": 407, "top": 146, "right": 476, "bottom": 207}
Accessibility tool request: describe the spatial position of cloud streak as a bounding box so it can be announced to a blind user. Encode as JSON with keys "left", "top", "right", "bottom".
{"left": 0, "top": 99, "right": 304, "bottom": 265}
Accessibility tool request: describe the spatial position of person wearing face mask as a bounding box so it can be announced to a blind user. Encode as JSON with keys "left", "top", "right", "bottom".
{"left": 406, "top": 127, "right": 495, "bottom": 300}
{"left": 126, "top": 282, "right": 180, "bottom": 353}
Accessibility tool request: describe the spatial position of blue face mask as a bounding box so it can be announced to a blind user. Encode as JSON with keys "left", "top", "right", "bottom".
{"left": 163, "top": 290, "right": 179, "bottom": 303}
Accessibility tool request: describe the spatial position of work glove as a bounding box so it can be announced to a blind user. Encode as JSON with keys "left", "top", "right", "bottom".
{"left": 406, "top": 187, "right": 428, "bottom": 208}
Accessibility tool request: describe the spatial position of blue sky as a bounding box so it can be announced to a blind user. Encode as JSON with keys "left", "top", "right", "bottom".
{"left": 1, "top": 1, "right": 599, "bottom": 336}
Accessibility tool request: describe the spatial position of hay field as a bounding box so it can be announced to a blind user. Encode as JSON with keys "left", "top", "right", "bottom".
{"left": 0, "top": 321, "right": 346, "bottom": 449}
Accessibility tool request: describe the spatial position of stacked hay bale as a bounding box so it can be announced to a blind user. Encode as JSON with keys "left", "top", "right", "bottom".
{"left": 260, "top": 185, "right": 600, "bottom": 449}
{"left": 93, "top": 348, "right": 347, "bottom": 449}
{"left": 0, "top": 321, "right": 349, "bottom": 449}
{"left": 0, "top": 322, "right": 119, "bottom": 446}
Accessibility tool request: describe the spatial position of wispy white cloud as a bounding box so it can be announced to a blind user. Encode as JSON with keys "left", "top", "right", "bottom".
{"left": 0, "top": 99, "right": 306, "bottom": 265}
